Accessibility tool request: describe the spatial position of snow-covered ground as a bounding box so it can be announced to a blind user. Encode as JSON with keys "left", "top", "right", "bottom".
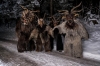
{"left": 0, "top": 41, "right": 100, "bottom": 66}
{"left": 0, "top": 18, "right": 100, "bottom": 66}
{"left": 0, "top": 59, "right": 12, "bottom": 66}
{"left": 81, "top": 18, "right": 100, "bottom": 61}
{"left": 0, "top": 26, "right": 17, "bottom": 41}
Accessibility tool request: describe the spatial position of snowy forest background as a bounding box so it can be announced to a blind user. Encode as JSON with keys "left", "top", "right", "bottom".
{"left": 0, "top": 0, "right": 100, "bottom": 66}
{"left": 0, "top": 0, "right": 100, "bottom": 27}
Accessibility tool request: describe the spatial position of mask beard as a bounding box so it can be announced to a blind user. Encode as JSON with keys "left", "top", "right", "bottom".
{"left": 65, "top": 21, "right": 76, "bottom": 29}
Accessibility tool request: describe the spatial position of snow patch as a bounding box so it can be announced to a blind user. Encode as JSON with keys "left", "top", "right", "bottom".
{"left": 0, "top": 41, "right": 87, "bottom": 66}
{"left": 0, "top": 60, "right": 12, "bottom": 66}
{"left": 83, "top": 52, "right": 100, "bottom": 62}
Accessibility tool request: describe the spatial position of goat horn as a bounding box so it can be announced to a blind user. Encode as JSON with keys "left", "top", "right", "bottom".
{"left": 35, "top": 14, "right": 39, "bottom": 19}
{"left": 57, "top": 16, "right": 61, "bottom": 21}
{"left": 43, "top": 13, "right": 46, "bottom": 19}
{"left": 71, "top": 2, "right": 82, "bottom": 13}
{"left": 58, "top": 10, "right": 69, "bottom": 15}
{"left": 32, "top": 10, "right": 40, "bottom": 13}
{"left": 19, "top": 5, "right": 28, "bottom": 10}
{"left": 52, "top": 16, "right": 55, "bottom": 20}
{"left": 71, "top": 9, "right": 83, "bottom": 14}
{"left": 60, "top": 12, "right": 69, "bottom": 15}
{"left": 58, "top": 10, "right": 68, "bottom": 12}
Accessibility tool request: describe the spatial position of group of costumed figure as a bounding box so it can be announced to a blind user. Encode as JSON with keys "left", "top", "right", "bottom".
{"left": 16, "top": 2, "right": 89, "bottom": 58}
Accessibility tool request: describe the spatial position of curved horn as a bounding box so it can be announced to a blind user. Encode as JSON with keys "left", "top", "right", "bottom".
{"left": 43, "top": 13, "right": 46, "bottom": 19}
{"left": 50, "top": 16, "right": 55, "bottom": 23}
{"left": 52, "top": 16, "right": 60, "bottom": 23}
{"left": 52, "top": 18, "right": 55, "bottom": 23}
{"left": 32, "top": 10, "right": 40, "bottom": 13}
{"left": 52, "top": 16, "right": 56, "bottom": 21}
{"left": 71, "top": 9, "right": 83, "bottom": 14}
{"left": 19, "top": 4, "right": 40, "bottom": 13}
{"left": 19, "top": 5, "right": 28, "bottom": 10}
{"left": 57, "top": 16, "right": 61, "bottom": 20}
{"left": 58, "top": 10, "right": 69, "bottom": 12}
{"left": 58, "top": 10, "right": 69, "bottom": 15}
{"left": 71, "top": 2, "right": 82, "bottom": 13}
{"left": 35, "top": 14, "right": 39, "bottom": 19}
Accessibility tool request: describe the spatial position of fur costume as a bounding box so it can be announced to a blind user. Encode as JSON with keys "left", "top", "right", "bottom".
{"left": 29, "top": 23, "right": 53, "bottom": 52}
{"left": 16, "top": 9, "right": 36, "bottom": 52}
{"left": 53, "top": 19, "right": 89, "bottom": 57}
{"left": 49, "top": 21, "right": 63, "bottom": 51}
{"left": 17, "top": 34, "right": 28, "bottom": 52}
{"left": 53, "top": 28, "right": 63, "bottom": 51}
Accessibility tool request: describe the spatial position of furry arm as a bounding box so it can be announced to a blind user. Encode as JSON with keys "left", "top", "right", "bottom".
{"left": 75, "top": 20, "right": 89, "bottom": 40}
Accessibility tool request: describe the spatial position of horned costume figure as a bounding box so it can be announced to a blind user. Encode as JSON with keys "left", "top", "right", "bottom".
{"left": 29, "top": 18, "right": 53, "bottom": 52}
{"left": 54, "top": 2, "right": 89, "bottom": 58}
{"left": 49, "top": 16, "right": 63, "bottom": 52}
{"left": 16, "top": 5, "right": 39, "bottom": 52}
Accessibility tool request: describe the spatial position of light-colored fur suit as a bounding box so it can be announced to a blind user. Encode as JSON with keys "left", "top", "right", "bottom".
{"left": 53, "top": 19, "right": 89, "bottom": 57}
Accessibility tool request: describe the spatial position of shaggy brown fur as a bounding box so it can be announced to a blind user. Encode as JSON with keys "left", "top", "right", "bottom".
{"left": 17, "top": 34, "right": 28, "bottom": 52}
{"left": 35, "top": 34, "right": 43, "bottom": 51}
{"left": 29, "top": 20, "right": 53, "bottom": 52}
{"left": 65, "top": 20, "right": 77, "bottom": 29}
{"left": 30, "top": 27, "right": 52, "bottom": 52}
{"left": 16, "top": 10, "right": 36, "bottom": 52}
{"left": 53, "top": 19, "right": 89, "bottom": 58}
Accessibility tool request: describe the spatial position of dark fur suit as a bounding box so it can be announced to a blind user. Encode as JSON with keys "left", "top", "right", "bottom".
{"left": 49, "top": 21, "right": 63, "bottom": 51}
{"left": 29, "top": 23, "right": 53, "bottom": 52}
{"left": 53, "top": 28, "right": 63, "bottom": 52}
{"left": 53, "top": 19, "right": 89, "bottom": 57}
{"left": 16, "top": 10, "right": 36, "bottom": 52}
{"left": 49, "top": 22, "right": 55, "bottom": 51}
{"left": 17, "top": 32, "right": 29, "bottom": 52}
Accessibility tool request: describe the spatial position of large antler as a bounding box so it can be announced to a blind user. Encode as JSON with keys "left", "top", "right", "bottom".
{"left": 19, "top": 5, "right": 40, "bottom": 13}
{"left": 58, "top": 10, "right": 69, "bottom": 15}
{"left": 71, "top": 2, "right": 82, "bottom": 14}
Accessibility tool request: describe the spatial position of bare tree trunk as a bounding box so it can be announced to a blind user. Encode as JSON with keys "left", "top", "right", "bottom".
{"left": 50, "top": 0, "right": 52, "bottom": 16}
{"left": 99, "top": 1, "right": 100, "bottom": 16}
